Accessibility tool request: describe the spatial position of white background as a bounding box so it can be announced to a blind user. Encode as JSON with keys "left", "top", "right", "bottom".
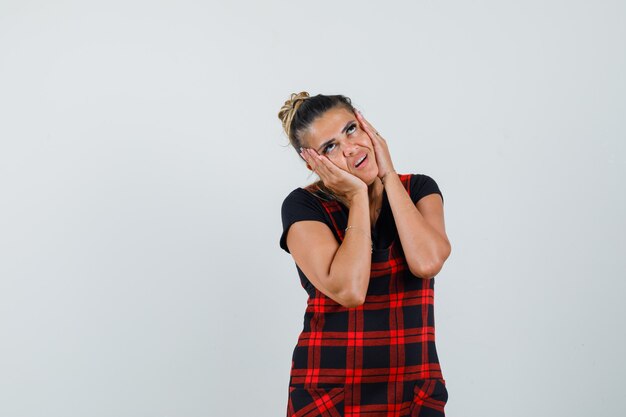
{"left": 1, "top": 1, "right": 624, "bottom": 416}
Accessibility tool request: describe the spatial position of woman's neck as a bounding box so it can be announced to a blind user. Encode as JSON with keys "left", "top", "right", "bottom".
{"left": 333, "top": 177, "right": 384, "bottom": 220}
{"left": 368, "top": 177, "right": 384, "bottom": 208}
{"left": 367, "top": 177, "right": 384, "bottom": 226}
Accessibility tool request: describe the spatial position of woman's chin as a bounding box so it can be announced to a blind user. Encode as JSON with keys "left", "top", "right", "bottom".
{"left": 362, "top": 171, "right": 380, "bottom": 186}
{"left": 348, "top": 162, "right": 379, "bottom": 186}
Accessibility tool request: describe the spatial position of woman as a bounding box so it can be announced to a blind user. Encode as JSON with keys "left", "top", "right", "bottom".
{"left": 278, "top": 92, "right": 451, "bottom": 417}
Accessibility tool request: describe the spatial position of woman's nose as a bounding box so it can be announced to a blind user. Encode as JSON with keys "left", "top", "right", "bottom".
{"left": 343, "top": 142, "right": 359, "bottom": 156}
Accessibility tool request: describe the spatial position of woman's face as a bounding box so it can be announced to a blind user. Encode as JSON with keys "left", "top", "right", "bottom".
{"left": 302, "top": 106, "right": 379, "bottom": 185}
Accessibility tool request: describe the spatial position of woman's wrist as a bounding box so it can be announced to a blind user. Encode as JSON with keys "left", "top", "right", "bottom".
{"left": 381, "top": 170, "right": 397, "bottom": 186}
{"left": 344, "top": 225, "right": 373, "bottom": 252}
{"left": 344, "top": 225, "right": 372, "bottom": 239}
{"left": 345, "top": 187, "right": 369, "bottom": 205}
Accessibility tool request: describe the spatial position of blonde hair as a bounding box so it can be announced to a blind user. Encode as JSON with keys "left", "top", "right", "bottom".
{"left": 278, "top": 91, "right": 310, "bottom": 142}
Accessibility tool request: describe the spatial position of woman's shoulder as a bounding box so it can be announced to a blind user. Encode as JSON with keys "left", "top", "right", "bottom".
{"left": 282, "top": 182, "right": 338, "bottom": 209}
{"left": 407, "top": 172, "right": 437, "bottom": 180}
{"left": 279, "top": 186, "right": 335, "bottom": 253}
{"left": 282, "top": 186, "right": 319, "bottom": 207}
{"left": 407, "top": 173, "right": 444, "bottom": 204}
{"left": 281, "top": 186, "right": 329, "bottom": 219}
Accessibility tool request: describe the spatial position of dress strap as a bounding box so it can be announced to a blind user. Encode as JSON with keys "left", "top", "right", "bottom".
{"left": 303, "top": 183, "right": 346, "bottom": 240}
{"left": 398, "top": 173, "right": 412, "bottom": 194}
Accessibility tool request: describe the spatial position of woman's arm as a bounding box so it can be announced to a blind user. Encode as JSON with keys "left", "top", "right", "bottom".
{"left": 287, "top": 148, "right": 373, "bottom": 308}
{"left": 383, "top": 174, "right": 451, "bottom": 279}
{"left": 354, "top": 110, "right": 451, "bottom": 279}
{"left": 286, "top": 189, "right": 372, "bottom": 308}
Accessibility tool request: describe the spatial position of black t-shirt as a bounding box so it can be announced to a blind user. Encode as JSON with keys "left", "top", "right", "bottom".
{"left": 280, "top": 174, "right": 443, "bottom": 254}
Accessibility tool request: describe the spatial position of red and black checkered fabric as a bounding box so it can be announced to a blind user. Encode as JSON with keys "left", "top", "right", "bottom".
{"left": 286, "top": 174, "right": 447, "bottom": 417}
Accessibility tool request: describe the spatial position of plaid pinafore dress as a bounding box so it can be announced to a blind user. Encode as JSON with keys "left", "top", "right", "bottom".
{"left": 286, "top": 174, "right": 448, "bottom": 417}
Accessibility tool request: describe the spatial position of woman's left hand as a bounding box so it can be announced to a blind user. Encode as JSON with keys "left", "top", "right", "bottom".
{"left": 355, "top": 109, "right": 396, "bottom": 179}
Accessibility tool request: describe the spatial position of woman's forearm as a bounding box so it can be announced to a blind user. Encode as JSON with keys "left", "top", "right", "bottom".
{"left": 383, "top": 174, "right": 449, "bottom": 278}
{"left": 327, "top": 190, "right": 372, "bottom": 306}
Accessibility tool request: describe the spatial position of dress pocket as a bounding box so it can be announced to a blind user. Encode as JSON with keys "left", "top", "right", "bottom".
{"left": 287, "top": 385, "right": 345, "bottom": 417}
{"left": 409, "top": 379, "right": 448, "bottom": 417}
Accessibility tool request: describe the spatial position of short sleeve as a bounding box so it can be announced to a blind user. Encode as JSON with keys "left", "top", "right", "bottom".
{"left": 409, "top": 174, "right": 444, "bottom": 205}
{"left": 279, "top": 188, "right": 330, "bottom": 253}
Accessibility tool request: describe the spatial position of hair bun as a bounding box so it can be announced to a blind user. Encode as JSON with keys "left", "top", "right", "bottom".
{"left": 278, "top": 91, "right": 310, "bottom": 138}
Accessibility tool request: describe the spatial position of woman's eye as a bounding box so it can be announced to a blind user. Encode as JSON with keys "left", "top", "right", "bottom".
{"left": 323, "top": 143, "right": 336, "bottom": 154}
{"left": 347, "top": 123, "right": 357, "bottom": 134}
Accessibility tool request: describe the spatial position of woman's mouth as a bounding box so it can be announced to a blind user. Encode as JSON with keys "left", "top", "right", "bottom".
{"left": 355, "top": 154, "right": 367, "bottom": 168}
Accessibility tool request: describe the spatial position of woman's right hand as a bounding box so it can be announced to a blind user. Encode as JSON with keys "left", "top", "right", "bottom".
{"left": 300, "top": 148, "right": 367, "bottom": 203}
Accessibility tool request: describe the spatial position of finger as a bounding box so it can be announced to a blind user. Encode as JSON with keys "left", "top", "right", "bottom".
{"left": 361, "top": 120, "right": 389, "bottom": 153}
{"left": 307, "top": 151, "right": 348, "bottom": 188}
{"left": 308, "top": 149, "right": 337, "bottom": 181}
{"left": 358, "top": 111, "right": 384, "bottom": 141}
{"left": 355, "top": 110, "right": 381, "bottom": 142}
{"left": 306, "top": 148, "right": 343, "bottom": 173}
{"left": 304, "top": 149, "right": 322, "bottom": 172}
{"left": 300, "top": 148, "right": 315, "bottom": 170}
{"left": 355, "top": 109, "right": 374, "bottom": 130}
{"left": 311, "top": 152, "right": 339, "bottom": 180}
{"left": 317, "top": 154, "right": 347, "bottom": 179}
{"left": 299, "top": 147, "right": 308, "bottom": 162}
{"left": 305, "top": 148, "right": 322, "bottom": 165}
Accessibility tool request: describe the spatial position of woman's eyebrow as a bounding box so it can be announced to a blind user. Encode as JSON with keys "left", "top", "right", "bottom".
{"left": 316, "top": 120, "right": 355, "bottom": 152}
